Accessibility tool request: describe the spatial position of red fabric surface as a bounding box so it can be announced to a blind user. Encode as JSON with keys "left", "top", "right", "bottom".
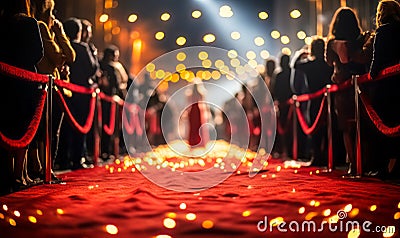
{"left": 0, "top": 158, "right": 399, "bottom": 238}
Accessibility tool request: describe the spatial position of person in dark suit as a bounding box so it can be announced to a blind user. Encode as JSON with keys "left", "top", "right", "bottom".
{"left": 369, "top": 0, "right": 400, "bottom": 179}
{"left": 0, "top": 0, "right": 44, "bottom": 193}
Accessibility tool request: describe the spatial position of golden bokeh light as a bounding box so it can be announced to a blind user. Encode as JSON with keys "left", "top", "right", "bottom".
{"left": 281, "top": 47, "right": 292, "bottom": 55}
{"left": 258, "top": 11, "right": 269, "bottom": 20}
{"left": 146, "top": 63, "right": 156, "bottom": 72}
{"left": 323, "top": 209, "right": 331, "bottom": 217}
{"left": 231, "top": 31, "right": 241, "bottom": 40}
{"left": 211, "top": 70, "right": 221, "bottom": 80}
{"left": 299, "top": 207, "right": 305, "bottom": 214}
{"left": 9, "top": 218, "right": 16, "bottom": 226}
{"left": 155, "top": 31, "right": 165, "bottom": 40}
{"left": 394, "top": 212, "right": 400, "bottom": 219}
{"left": 171, "top": 73, "right": 180, "bottom": 83}
{"left": 28, "top": 216, "right": 37, "bottom": 223}
{"left": 56, "top": 208, "right": 64, "bottom": 215}
{"left": 176, "top": 52, "right": 186, "bottom": 61}
{"left": 163, "top": 218, "right": 176, "bottom": 229}
{"left": 242, "top": 210, "right": 251, "bottom": 217}
{"left": 14, "top": 211, "right": 20, "bottom": 217}
{"left": 248, "top": 59, "right": 258, "bottom": 68}
{"left": 271, "top": 30, "right": 280, "bottom": 39}
{"left": 179, "top": 203, "right": 187, "bottom": 210}
{"left": 161, "top": 12, "right": 171, "bottom": 21}
{"left": 202, "top": 59, "right": 212, "bottom": 69}
{"left": 99, "top": 14, "right": 109, "bottom": 23}
{"left": 176, "top": 36, "right": 186, "bottom": 46}
{"left": 192, "top": 10, "right": 202, "bottom": 19}
{"left": 347, "top": 228, "right": 360, "bottom": 238}
{"left": 202, "top": 220, "right": 214, "bottom": 229}
{"left": 128, "top": 14, "right": 138, "bottom": 23}
{"left": 198, "top": 51, "right": 209, "bottom": 60}
{"left": 111, "top": 27, "right": 120, "bottom": 35}
{"left": 297, "top": 30, "right": 307, "bottom": 40}
{"left": 156, "top": 69, "right": 165, "bottom": 79}
{"left": 246, "top": 51, "right": 256, "bottom": 60}
{"left": 105, "top": 224, "right": 118, "bottom": 235}
{"left": 186, "top": 213, "right": 196, "bottom": 221}
{"left": 370, "top": 205, "right": 377, "bottom": 212}
{"left": 228, "top": 50, "right": 238, "bottom": 59}
{"left": 290, "top": 9, "right": 302, "bottom": 19}
{"left": 260, "top": 50, "right": 270, "bottom": 59}
{"left": 203, "top": 34, "right": 216, "bottom": 43}
{"left": 219, "top": 5, "right": 233, "bottom": 18}
{"left": 304, "top": 36, "right": 313, "bottom": 45}
{"left": 215, "top": 59, "right": 225, "bottom": 68}
{"left": 344, "top": 204, "right": 353, "bottom": 212}
{"left": 280, "top": 35, "right": 290, "bottom": 44}
{"left": 269, "top": 217, "right": 284, "bottom": 227}
{"left": 230, "top": 58, "right": 240, "bottom": 67}
{"left": 254, "top": 36, "right": 265, "bottom": 46}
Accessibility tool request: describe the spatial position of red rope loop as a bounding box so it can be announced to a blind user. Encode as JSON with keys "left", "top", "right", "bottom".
{"left": 0, "top": 90, "right": 47, "bottom": 149}
{"left": 296, "top": 96, "right": 327, "bottom": 135}
{"left": 103, "top": 101, "right": 116, "bottom": 136}
{"left": 53, "top": 79, "right": 95, "bottom": 95}
{"left": 122, "top": 103, "right": 144, "bottom": 136}
{"left": 55, "top": 89, "right": 96, "bottom": 134}
{"left": 360, "top": 93, "right": 400, "bottom": 137}
{"left": 0, "top": 62, "right": 49, "bottom": 84}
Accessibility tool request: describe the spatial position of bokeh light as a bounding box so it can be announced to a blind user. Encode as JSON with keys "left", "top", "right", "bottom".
{"left": 271, "top": 30, "right": 280, "bottom": 39}
{"left": 260, "top": 50, "right": 270, "bottom": 59}
{"left": 155, "top": 31, "right": 165, "bottom": 40}
{"left": 99, "top": 14, "right": 109, "bottom": 23}
{"left": 163, "top": 218, "right": 176, "bottom": 229}
{"left": 290, "top": 9, "right": 302, "bottom": 19}
{"left": 246, "top": 51, "right": 256, "bottom": 60}
{"left": 128, "top": 14, "right": 138, "bottom": 23}
{"left": 297, "top": 31, "right": 307, "bottom": 40}
{"left": 176, "top": 36, "right": 186, "bottom": 46}
{"left": 280, "top": 35, "right": 290, "bottom": 44}
{"left": 176, "top": 52, "right": 186, "bottom": 61}
{"left": 192, "top": 10, "right": 202, "bottom": 19}
{"left": 203, "top": 33, "right": 216, "bottom": 43}
{"left": 231, "top": 31, "right": 241, "bottom": 40}
{"left": 219, "top": 5, "right": 233, "bottom": 18}
{"left": 258, "top": 11, "right": 269, "bottom": 20}
{"left": 281, "top": 47, "right": 292, "bottom": 55}
{"left": 105, "top": 224, "right": 118, "bottom": 235}
{"left": 304, "top": 36, "right": 313, "bottom": 45}
{"left": 186, "top": 213, "right": 196, "bottom": 221}
{"left": 254, "top": 37, "right": 265, "bottom": 46}
{"left": 227, "top": 50, "right": 238, "bottom": 59}
{"left": 161, "top": 12, "right": 171, "bottom": 21}
{"left": 198, "top": 51, "right": 208, "bottom": 60}
{"left": 202, "top": 220, "right": 214, "bottom": 229}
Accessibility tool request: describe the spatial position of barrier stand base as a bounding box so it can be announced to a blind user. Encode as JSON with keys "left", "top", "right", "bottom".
{"left": 341, "top": 174, "right": 362, "bottom": 179}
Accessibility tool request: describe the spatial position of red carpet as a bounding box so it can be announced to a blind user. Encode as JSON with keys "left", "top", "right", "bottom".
{"left": 0, "top": 157, "right": 399, "bottom": 238}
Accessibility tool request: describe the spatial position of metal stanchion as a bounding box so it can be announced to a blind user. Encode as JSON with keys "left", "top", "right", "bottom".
{"left": 354, "top": 75, "right": 362, "bottom": 177}
{"left": 326, "top": 85, "right": 333, "bottom": 172}
{"left": 114, "top": 102, "right": 120, "bottom": 160}
{"left": 45, "top": 75, "right": 53, "bottom": 183}
{"left": 292, "top": 95, "right": 298, "bottom": 161}
{"left": 93, "top": 89, "right": 101, "bottom": 166}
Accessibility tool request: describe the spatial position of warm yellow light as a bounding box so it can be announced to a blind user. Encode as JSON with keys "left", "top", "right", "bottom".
{"left": 161, "top": 13, "right": 171, "bottom": 21}
{"left": 347, "top": 228, "right": 360, "bottom": 238}
{"left": 163, "top": 218, "right": 176, "bottom": 229}
{"left": 246, "top": 51, "right": 256, "bottom": 60}
{"left": 202, "top": 220, "right": 214, "bottom": 229}
{"left": 155, "top": 235, "right": 172, "bottom": 238}
{"left": 171, "top": 73, "right": 180, "bottom": 83}
{"left": 231, "top": 31, "right": 241, "bottom": 40}
{"left": 242, "top": 210, "right": 251, "bottom": 217}
{"left": 99, "top": 14, "right": 109, "bottom": 23}
{"left": 155, "top": 31, "right": 165, "bottom": 40}
{"left": 176, "top": 52, "right": 186, "bottom": 61}
{"left": 180, "top": 70, "right": 190, "bottom": 80}
{"left": 235, "top": 66, "right": 245, "bottom": 75}
{"left": 227, "top": 50, "right": 238, "bottom": 59}
{"left": 28, "top": 216, "right": 37, "bottom": 223}
{"left": 260, "top": 50, "right": 270, "bottom": 59}
{"left": 323, "top": 209, "right": 331, "bottom": 217}
{"left": 186, "top": 213, "right": 196, "bottom": 221}
{"left": 156, "top": 69, "right": 165, "bottom": 79}
{"left": 269, "top": 217, "right": 284, "bottom": 226}
{"left": 176, "top": 36, "right": 186, "bottom": 46}
{"left": 111, "top": 27, "right": 120, "bottom": 35}
{"left": 202, "top": 59, "right": 212, "bottom": 68}
{"left": 128, "top": 14, "right": 138, "bottom": 23}
{"left": 281, "top": 35, "right": 290, "bottom": 44}
{"left": 198, "top": 51, "right": 208, "bottom": 60}
{"left": 271, "top": 30, "right": 280, "bottom": 39}
{"left": 230, "top": 58, "right": 240, "bottom": 67}
{"left": 9, "top": 218, "right": 16, "bottom": 226}
{"left": 248, "top": 60, "right": 258, "bottom": 68}
{"left": 370, "top": 205, "right": 377, "bottom": 212}
{"left": 14, "top": 211, "right": 20, "bottom": 217}
{"left": 254, "top": 37, "right": 265, "bottom": 46}
{"left": 299, "top": 207, "right": 305, "bottom": 214}
{"left": 215, "top": 59, "right": 225, "bottom": 68}
{"left": 344, "top": 204, "right": 353, "bottom": 212}
{"left": 211, "top": 71, "right": 221, "bottom": 80}
{"left": 203, "top": 34, "right": 216, "bottom": 43}
{"left": 282, "top": 47, "right": 292, "bottom": 55}
{"left": 290, "top": 9, "right": 302, "bottom": 19}
{"left": 36, "top": 210, "right": 43, "bottom": 215}
{"left": 304, "top": 36, "right": 313, "bottom": 45}
{"left": 0, "top": 213, "right": 4, "bottom": 219}
{"left": 146, "top": 63, "right": 155, "bottom": 73}
{"left": 105, "top": 224, "right": 118, "bottom": 235}
{"left": 219, "top": 5, "right": 233, "bottom": 18}
{"left": 305, "top": 212, "right": 318, "bottom": 220}
{"left": 297, "top": 31, "right": 307, "bottom": 40}
{"left": 192, "top": 10, "right": 202, "bottom": 19}
{"left": 395, "top": 212, "right": 400, "bottom": 220}
{"left": 259, "top": 11, "right": 269, "bottom": 20}
{"left": 179, "top": 203, "right": 187, "bottom": 210}
{"left": 56, "top": 208, "right": 64, "bottom": 215}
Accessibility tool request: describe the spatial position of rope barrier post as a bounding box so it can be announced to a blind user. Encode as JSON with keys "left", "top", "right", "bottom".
{"left": 45, "top": 75, "right": 53, "bottom": 183}
{"left": 292, "top": 95, "right": 298, "bottom": 161}
{"left": 354, "top": 75, "right": 362, "bottom": 177}
{"left": 326, "top": 85, "right": 333, "bottom": 172}
{"left": 93, "top": 89, "right": 101, "bottom": 166}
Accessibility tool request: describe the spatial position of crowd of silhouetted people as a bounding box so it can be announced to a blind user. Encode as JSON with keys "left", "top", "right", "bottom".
{"left": 1, "top": 0, "right": 400, "bottom": 195}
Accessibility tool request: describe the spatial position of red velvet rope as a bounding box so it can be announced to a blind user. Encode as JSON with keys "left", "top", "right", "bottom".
{"left": 98, "top": 92, "right": 114, "bottom": 102}
{"left": 55, "top": 89, "right": 96, "bottom": 134}
{"left": 360, "top": 93, "right": 400, "bottom": 137}
{"left": 53, "top": 79, "right": 95, "bottom": 94}
{"left": 295, "top": 97, "right": 327, "bottom": 135}
{"left": 0, "top": 62, "right": 49, "bottom": 84}
{"left": 0, "top": 90, "right": 47, "bottom": 149}
{"left": 103, "top": 101, "right": 116, "bottom": 136}
{"left": 122, "top": 104, "right": 143, "bottom": 136}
